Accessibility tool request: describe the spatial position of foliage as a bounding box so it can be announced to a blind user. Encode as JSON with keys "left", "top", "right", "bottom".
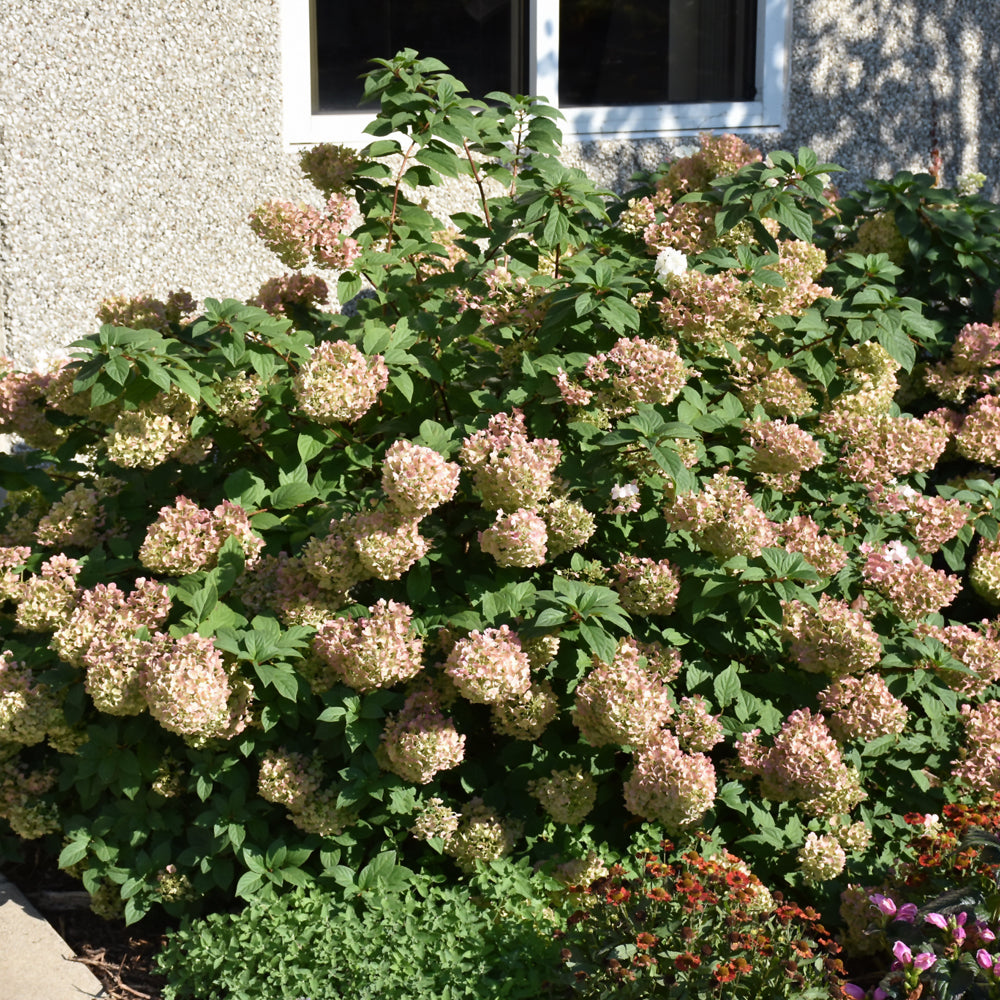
{"left": 840, "top": 799, "right": 1000, "bottom": 998}
{"left": 544, "top": 834, "right": 847, "bottom": 998}
{"left": 1, "top": 50, "right": 1000, "bottom": 949}
{"left": 156, "top": 852, "right": 560, "bottom": 1000}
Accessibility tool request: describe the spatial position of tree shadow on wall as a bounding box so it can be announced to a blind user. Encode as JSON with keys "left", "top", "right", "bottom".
{"left": 786, "top": 0, "right": 1000, "bottom": 199}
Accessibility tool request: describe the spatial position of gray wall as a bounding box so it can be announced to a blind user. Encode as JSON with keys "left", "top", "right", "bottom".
{"left": 1, "top": 0, "right": 997, "bottom": 367}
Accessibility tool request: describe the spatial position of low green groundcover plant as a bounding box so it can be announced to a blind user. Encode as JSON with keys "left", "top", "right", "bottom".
{"left": 156, "top": 836, "right": 849, "bottom": 999}
{"left": 2, "top": 50, "right": 1000, "bottom": 993}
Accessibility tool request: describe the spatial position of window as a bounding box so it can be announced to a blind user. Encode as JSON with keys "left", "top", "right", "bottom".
{"left": 280, "top": 0, "right": 789, "bottom": 146}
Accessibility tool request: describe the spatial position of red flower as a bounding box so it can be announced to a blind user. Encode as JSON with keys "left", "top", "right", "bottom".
{"left": 636, "top": 932, "right": 659, "bottom": 950}
{"left": 674, "top": 952, "right": 701, "bottom": 971}
{"left": 606, "top": 886, "right": 631, "bottom": 905}
{"left": 646, "top": 886, "right": 671, "bottom": 902}
{"left": 713, "top": 962, "right": 737, "bottom": 983}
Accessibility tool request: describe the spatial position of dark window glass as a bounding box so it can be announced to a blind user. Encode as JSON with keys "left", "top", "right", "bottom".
{"left": 314, "top": 0, "right": 527, "bottom": 113}
{"left": 558, "top": 0, "right": 758, "bottom": 107}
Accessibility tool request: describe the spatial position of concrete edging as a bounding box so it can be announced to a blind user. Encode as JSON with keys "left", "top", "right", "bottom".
{"left": 0, "top": 873, "right": 105, "bottom": 1000}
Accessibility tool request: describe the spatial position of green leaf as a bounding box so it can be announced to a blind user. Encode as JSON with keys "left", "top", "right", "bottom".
{"left": 269, "top": 482, "right": 317, "bottom": 509}
{"left": 713, "top": 665, "right": 741, "bottom": 707}
{"left": 58, "top": 840, "right": 90, "bottom": 868}
{"left": 876, "top": 325, "right": 917, "bottom": 371}
{"left": 297, "top": 430, "right": 328, "bottom": 464}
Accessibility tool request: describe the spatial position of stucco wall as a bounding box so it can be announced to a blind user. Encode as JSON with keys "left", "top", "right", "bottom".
{"left": 0, "top": 0, "right": 997, "bottom": 367}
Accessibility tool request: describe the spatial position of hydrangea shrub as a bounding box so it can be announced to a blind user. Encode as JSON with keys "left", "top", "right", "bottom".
{"left": 2, "top": 51, "right": 1000, "bottom": 927}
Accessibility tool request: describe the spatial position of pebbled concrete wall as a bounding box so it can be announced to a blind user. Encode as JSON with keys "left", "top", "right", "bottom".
{"left": 0, "top": 0, "right": 997, "bottom": 367}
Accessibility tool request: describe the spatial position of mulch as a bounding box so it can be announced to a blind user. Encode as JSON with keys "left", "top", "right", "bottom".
{"left": 3, "top": 845, "right": 172, "bottom": 1000}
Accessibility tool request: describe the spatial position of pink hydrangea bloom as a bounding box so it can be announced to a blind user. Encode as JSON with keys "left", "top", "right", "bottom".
{"left": 378, "top": 687, "right": 466, "bottom": 784}
{"left": 381, "top": 440, "right": 461, "bottom": 517}
{"left": 444, "top": 625, "right": 531, "bottom": 705}
{"left": 623, "top": 729, "right": 717, "bottom": 834}
{"left": 780, "top": 594, "right": 883, "bottom": 677}
{"left": 860, "top": 541, "right": 962, "bottom": 619}
{"left": 143, "top": 633, "right": 252, "bottom": 744}
{"left": 818, "top": 674, "right": 908, "bottom": 742}
{"left": 460, "top": 410, "right": 561, "bottom": 511}
{"left": 313, "top": 599, "right": 424, "bottom": 692}
{"left": 479, "top": 508, "right": 548, "bottom": 567}
{"left": 572, "top": 638, "right": 674, "bottom": 748}
{"left": 139, "top": 497, "right": 262, "bottom": 576}
{"left": 613, "top": 555, "right": 680, "bottom": 616}
{"left": 292, "top": 340, "right": 388, "bottom": 425}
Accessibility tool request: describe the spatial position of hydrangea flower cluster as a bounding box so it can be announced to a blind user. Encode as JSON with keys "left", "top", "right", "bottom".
{"left": 0, "top": 652, "right": 61, "bottom": 746}
{"left": 312, "top": 600, "right": 423, "bottom": 692}
{"left": 954, "top": 394, "right": 1000, "bottom": 464}
{"left": 248, "top": 273, "right": 330, "bottom": 317}
{"left": 443, "top": 625, "right": 531, "bottom": 705}
{"left": 248, "top": 195, "right": 360, "bottom": 271}
{"left": 623, "top": 729, "right": 717, "bottom": 833}
{"left": 825, "top": 412, "right": 950, "bottom": 485}
{"left": 292, "top": 340, "right": 389, "bottom": 425}
{"left": 673, "top": 695, "right": 725, "bottom": 752}
{"left": 431, "top": 798, "right": 522, "bottom": 873}
{"left": 951, "top": 701, "right": 1000, "bottom": 793}
{"left": 34, "top": 479, "right": 114, "bottom": 549}
{"left": 460, "top": 409, "right": 561, "bottom": 511}
{"left": 479, "top": 508, "right": 548, "bottom": 567}
{"left": 142, "top": 633, "right": 252, "bottom": 745}
{"left": 780, "top": 594, "right": 883, "bottom": 677}
{"left": 663, "top": 471, "right": 779, "bottom": 560}
{"left": 15, "top": 555, "right": 81, "bottom": 632}
{"left": 734, "top": 353, "right": 815, "bottom": 418}
{"left": 573, "top": 638, "right": 674, "bottom": 747}
{"left": 915, "top": 621, "right": 1000, "bottom": 696}
{"left": 0, "top": 364, "right": 64, "bottom": 452}
{"left": 380, "top": 440, "right": 461, "bottom": 517}
{"left": 139, "top": 497, "right": 262, "bottom": 576}
{"left": 575, "top": 336, "right": 696, "bottom": 416}
{"left": 777, "top": 515, "right": 849, "bottom": 577}
{"left": 258, "top": 748, "right": 351, "bottom": 838}
{"left": 541, "top": 498, "right": 595, "bottom": 556}
{"left": 798, "top": 832, "right": 847, "bottom": 884}
{"left": 52, "top": 578, "right": 172, "bottom": 715}
{"left": 860, "top": 541, "right": 962, "bottom": 619}
{"left": 351, "top": 509, "right": 431, "bottom": 580}
{"left": 612, "top": 555, "right": 680, "bottom": 616}
{"left": 734, "top": 708, "right": 866, "bottom": 816}
{"left": 212, "top": 375, "right": 265, "bottom": 439}
{"left": 527, "top": 766, "right": 597, "bottom": 825}
{"left": 745, "top": 418, "right": 824, "bottom": 492}
{"left": 377, "top": 686, "right": 465, "bottom": 784}
{"left": 924, "top": 321, "right": 1000, "bottom": 402}
{"left": 869, "top": 484, "right": 971, "bottom": 554}
{"left": 0, "top": 761, "right": 59, "bottom": 839}
{"left": 817, "top": 674, "right": 909, "bottom": 742}
{"left": 97, "top": 290, "right": 196, "bottom": 333}
{"left": 409, "top": 796, "right": 461, "bottom": 844}
{"left": 971, "top": 537, "right": 1000, "bottom": 604}
{"left": 104, "top": 388, "right": 205, "bottom": 469}
{"left": 490, "top": 679, "right": 560, "bottom": 741}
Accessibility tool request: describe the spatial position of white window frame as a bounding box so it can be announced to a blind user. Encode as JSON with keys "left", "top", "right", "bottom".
{"left": 280, "top": 0, "right": 790, "bottom": 147}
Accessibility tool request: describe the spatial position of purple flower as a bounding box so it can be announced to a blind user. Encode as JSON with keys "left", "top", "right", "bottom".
{"left": 897, "top": 903, "right": 918, "bottom": 922}
{"left": 893, "top": 940, "right": 913, "bottom": 965}
{"left": 925, "top": 912, "right": 948, "bottom": 930}
{"left": 977, "top": 949, "right": 994, "bottom": 970}
{"left": 871, "top": 893, "right": 897, "bottom": 917}
{"left": 913, "top": 952, "right": 937, "bottom": 972}
{"left": 843, "top": 986, "right": 867, "bottom": 999}
{"left": 874, "top": 989, "right": 889, "bottom": 1000}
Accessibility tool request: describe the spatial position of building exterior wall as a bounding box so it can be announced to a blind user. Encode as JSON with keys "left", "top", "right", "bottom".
{"left": 0, "top": 0, "right": 997, "bottom": 367}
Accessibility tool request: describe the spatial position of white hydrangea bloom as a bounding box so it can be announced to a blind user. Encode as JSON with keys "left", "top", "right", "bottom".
{"left": 654, "top": 247, "right": 687, "bottom": 283}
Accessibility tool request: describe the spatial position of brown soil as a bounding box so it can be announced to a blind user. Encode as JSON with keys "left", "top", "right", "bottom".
{"left": 3, "top": 845, "right": 172, "bottom": 1000}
